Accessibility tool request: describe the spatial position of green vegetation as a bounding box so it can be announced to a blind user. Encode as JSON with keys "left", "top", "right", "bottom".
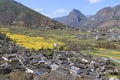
{"left": 81, "top": 48, "right": 120, "bottom": 60}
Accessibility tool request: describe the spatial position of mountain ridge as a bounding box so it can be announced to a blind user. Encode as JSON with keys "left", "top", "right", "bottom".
{"left": 54, "top": 5, "right": 120, "bottom": 29}
{"left": 1, "top": 0, "right": 120, "bottom": 29}
{"left": 83, "top": 4, "right": 120, "bottom": 29}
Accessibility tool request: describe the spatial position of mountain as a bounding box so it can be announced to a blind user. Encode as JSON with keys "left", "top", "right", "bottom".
{"left": 0, "top": 0, "right": 66, "bottom": 29}
{"left": 83, "top": 5, "right": 120, "bottom": 29}
{"left": 1, "top": 0, "right": 120, "bottom": 29}
{"left": 54, "top": 9, "right": 87, "bottom": 28}
{"left": 55, "top": 5, "right": 120, "bottom": 29}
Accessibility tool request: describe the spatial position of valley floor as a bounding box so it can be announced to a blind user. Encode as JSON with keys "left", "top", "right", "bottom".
{"left": 0, "top": 26, "right": 120, "bottom": 61}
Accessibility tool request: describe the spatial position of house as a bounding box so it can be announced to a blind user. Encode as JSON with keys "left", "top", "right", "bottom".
{"left": 50, "top": 63, "right": 59, "bottom": 71}
{"left": 88, "top": 72, "right": 102, "bottom": 79}
{"left": 25, "top": 68, "right": 34, "bottom": 74}
{"left": 70, "top": 66, "right": 81, "bottom": 75}
{"left": 18, "top": 56, "right": 28, "bottom": 65}
{"left": 31, "top": 53, "right": 43, "bottom": 59}
{"left": 0, "top": 44, "right": 3, "bottom": 54}
{"left": 57, "top": 66, "right": 70, "bottom": 74}
{"left": 105, "top": 35, "right": 116, "bottom": 42}
{"left": 38, "top": 63, "right": 51, "bottom": 72}
{"left": 10, "top": 44, "right": 20, "bottom": 53}
{"left": 82, "top": 58, "right": 89, "bottom": 63}
{"left": 32, "top": 69, "right": 43, "bottom": 75}
{"left": 0, "top": 44, "right": 2, "bottom": 48}
{"left": 100, "top": 66, "right": 105, "bottom": 72}
{"left": 90, "top": 61, "right": 96, "bottom": 65}
{"left": 98, "top": 57, "right": 109, "bottom": 65}
{"left": 0, "top": 40, "right": 5, "bottom": 44}
{"left": 9, "top": 60, "right": 22, "bottom": 69}
{"left": 109, "top": 77, "right": 119, "bottom": 80}
{"left": 2, "top": 54, "right": 17, "bottom": 61}
{"left": 117, "top": 35, "right": 120, "bottom": 41}
{"left": 105, "top": 65, "right": 114, "bottom": 73}
{"left": 38, "top": 58, "right": 45, "bottom": 63}
{"left": 74, "top": 34, "right": 87, "bottom": 39}
{"left": 0, "top": 62, "right": 11, "bottom": 68}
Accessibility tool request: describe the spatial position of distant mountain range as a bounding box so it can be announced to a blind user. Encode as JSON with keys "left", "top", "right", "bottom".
{"left": 0, "top": 0, "right": 66, "bottom": 29}
{"left": 54, "top": 5, "right": 120, "bottom": 29}
{"left": 0, "top": 0, "right": 120, "bottom": 29}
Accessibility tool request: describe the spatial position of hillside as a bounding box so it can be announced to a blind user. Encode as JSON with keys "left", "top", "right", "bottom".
{"left": 0, "top": 0, "right": 66, "bottom": 29}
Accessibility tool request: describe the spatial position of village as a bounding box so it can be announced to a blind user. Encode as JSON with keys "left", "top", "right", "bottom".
{"left": 0, "top": 32, "right": 119, "bottom": 80}
{"left": 74, "top": 28, "right": 120, "bottom": 42}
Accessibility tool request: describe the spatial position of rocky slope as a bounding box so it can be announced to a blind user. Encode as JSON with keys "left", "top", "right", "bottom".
{"left": 54, "top": 9, "right": 87, "bottom": 28}
{"left": 83, "top": 5, "right": 120, "bottom": 29}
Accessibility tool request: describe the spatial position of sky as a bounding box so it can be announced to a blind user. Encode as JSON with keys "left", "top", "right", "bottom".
{"left": 16, "top": 0, "right": 120, "bottom": 18}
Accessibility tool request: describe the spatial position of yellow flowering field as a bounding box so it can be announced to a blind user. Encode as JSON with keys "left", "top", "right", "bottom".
{"left": 5, "top": 32, "right": 64, "bottom": 50}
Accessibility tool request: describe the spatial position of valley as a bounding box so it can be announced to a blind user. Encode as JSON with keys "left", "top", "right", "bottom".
{"left": 0, "top": 0, "right": 120, "bottom": 80}
{"left": 0, "top": 26, "right": 120, "bottom": 61}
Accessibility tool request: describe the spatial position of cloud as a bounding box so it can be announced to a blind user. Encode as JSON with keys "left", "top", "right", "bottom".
{"left": 43, "top": 13, "right": 53, "bottom": 18}
{"left": 88, "top": 0, "right": 103, "bottom": 3}
{"left": 44, "top": 8, "right": 70, "bottom": 18}
{"left": 34, "top": 8, "right": 70, "bottom": 18}
{"left": 55, "top": 8, "right": 69, "bottom": 14}
{"left": 34, "top": 8, "right": 44, "bottom": 12}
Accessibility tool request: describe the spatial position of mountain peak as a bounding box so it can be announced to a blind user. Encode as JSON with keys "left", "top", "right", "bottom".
{"left": 54, "top": 9, "right": 87, "bottom": 28}
{"left": 70, "top": 9, "right": 83, "bottom": 16}
{"left": 69, "top": 9, "right": 87, "bottom": 21}
{"left": 71, "top": 9, "right": 80, "bottom": 13}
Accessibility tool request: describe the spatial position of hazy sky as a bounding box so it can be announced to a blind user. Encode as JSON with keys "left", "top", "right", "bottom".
{"left": 16, "top": 0, "right": 120, "bottom": 18}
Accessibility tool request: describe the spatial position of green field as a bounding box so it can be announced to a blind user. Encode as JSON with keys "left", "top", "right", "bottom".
{"left": 81, "top": 48, "right": 120, "bottom": 60}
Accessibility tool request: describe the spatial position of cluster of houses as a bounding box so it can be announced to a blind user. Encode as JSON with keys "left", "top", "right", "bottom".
{"left": 91, "top": 29, "right": 120, "bottom": 42}
{"left": 0, "top": 33, "right": 119, "bottom": 80}
{"left": 74, "top": 29, "right": 120, "bottom": 42}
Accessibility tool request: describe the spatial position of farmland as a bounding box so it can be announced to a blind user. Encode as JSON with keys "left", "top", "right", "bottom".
{"left": 81, "top": 48, "right": 120, "bottom": 60}
{"left": 5, "top": 33, "right": 64, "bottom": 50}
{"left": 0, "top": 26, "right": 120, "bottom": 61}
